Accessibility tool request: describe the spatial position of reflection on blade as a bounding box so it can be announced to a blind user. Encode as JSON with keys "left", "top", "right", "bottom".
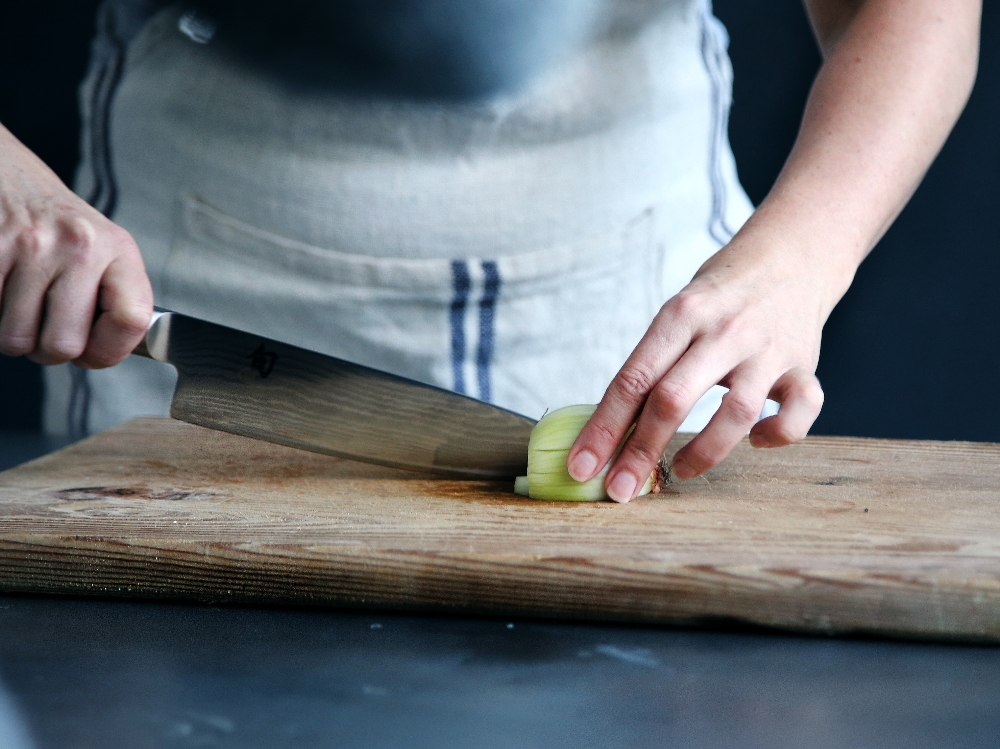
{"left": 155, "top": 313, "right": 534, "bottom": 478}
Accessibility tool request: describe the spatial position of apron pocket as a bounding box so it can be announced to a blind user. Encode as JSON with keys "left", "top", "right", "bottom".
{"left": 164, "top": 194, "right": 661, "bottom": 417}
{"left": 163, "top": 193, "right": 458, "bottom": 386}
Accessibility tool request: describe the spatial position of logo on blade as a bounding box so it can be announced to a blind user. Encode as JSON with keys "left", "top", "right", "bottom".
{"left": 248, "top": 344, "right": 278, "bottom": 378}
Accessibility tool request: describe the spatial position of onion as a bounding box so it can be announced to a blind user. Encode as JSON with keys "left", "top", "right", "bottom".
{"left": 514, "top": 404, "right": 659, "bottom": 501}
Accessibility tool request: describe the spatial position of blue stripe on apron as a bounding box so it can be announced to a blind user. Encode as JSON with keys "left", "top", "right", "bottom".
{"left": 450, "top": 260, "right": 472, "bottom": 395}
{"left": 477, "top": 260, "right": 500, "bottom": 402}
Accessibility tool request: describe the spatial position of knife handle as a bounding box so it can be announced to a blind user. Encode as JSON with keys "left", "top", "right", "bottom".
{"left": 131, "top": 308, "right": 171, "bottom": 361}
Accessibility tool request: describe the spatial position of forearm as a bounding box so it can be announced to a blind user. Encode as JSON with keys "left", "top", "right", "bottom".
{"left": 745, "top": 0, "right": 979, "bottom": 311}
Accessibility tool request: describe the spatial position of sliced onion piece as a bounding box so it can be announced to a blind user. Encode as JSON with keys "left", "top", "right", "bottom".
{"left": 517, "top": 404, "right": 658, "bottom": 501}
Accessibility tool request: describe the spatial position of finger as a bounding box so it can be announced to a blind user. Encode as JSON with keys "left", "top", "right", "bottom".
{"left": 74, "top": 255, "right": 153, "bottom": 369}
{"left": 671, "top": 369, "right": 771, "bottom": 479}
{"left": 749, "top": 368, "right": 824, "bottom": 448}
{"left": 567, "top": 295, "right": 702, "bottom": 482}
{"left": 28, "top": 268, "right": 100, "bottom": 365}
{"left": 0, "top": 262, "right": 53, "bottom": 357}
{"left": 604, "top": 337, "right": 744, "bottom": 502}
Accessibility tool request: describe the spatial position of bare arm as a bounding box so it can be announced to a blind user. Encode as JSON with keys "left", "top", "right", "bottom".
{"left": 567, "top": 0, "right": 980, "bottom": 501}
{"left": 0, "top": 123, "right": 152, "bottom": 368}
{"left": 776, "top": 0, "right": 979, "bottom": 274}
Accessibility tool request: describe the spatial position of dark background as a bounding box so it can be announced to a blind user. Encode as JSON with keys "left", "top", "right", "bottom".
{"left": 0, "top": 0, "right": 997, "bottom": 440}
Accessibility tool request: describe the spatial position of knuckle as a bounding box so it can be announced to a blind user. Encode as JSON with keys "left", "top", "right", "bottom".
{"left": 681, "top": 444, "right": 720, "bottom": 472}
{"left": 41, "top": 336, "right": 86, "bottom": 362}
{"left": 723, "top": 390, "right": 762, "bottom": 425}
{"left": 613, "top": 364, "right": 658, "bottom": 404}
{"left": 803, "top": 379, "right": 825, "bottom": 412}
{"left": 667, "top": 289, "right": 702, "bottom": 320}
{"left": 109, "top": 305, "right": 152, "bottom": 339}
{"left": 14, "top": 225, "right": 55, "bottom": 260}
{"left": 61, "top": 218, "right": 99, "bottom": 267}
{"left": 784, "top": 372, "right": 825, "bottom": 413}
{"left": 715, "top": 314, "right": 748, "bottom": 343}
{"left": 647, "top": 382, "right": 690, "bottom": 423}
{"left": 771, "top": 422, "right": 807, "bottom": 446}
{"left": 0, "top": 332, "right": 35, "bottom": 357}
{"left": 81, "top": 351, "right": 121, "bottom": 369}
{"left": 108, "top": 224, "right": 140, "bottom": 256}
{"left": 622, "top": 438, "right": 664, "bottom": 469}
{"left": 588, "top": 420, "right": 625, "bottom": 453}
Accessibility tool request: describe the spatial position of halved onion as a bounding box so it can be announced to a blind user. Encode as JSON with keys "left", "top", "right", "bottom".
{"left": 514, "top": 404, "right": 659, "bottom": 501}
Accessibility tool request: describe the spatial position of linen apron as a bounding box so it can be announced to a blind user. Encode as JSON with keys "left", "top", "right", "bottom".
{"left": 44, "top": 0, "right": 760, "bottom": 437}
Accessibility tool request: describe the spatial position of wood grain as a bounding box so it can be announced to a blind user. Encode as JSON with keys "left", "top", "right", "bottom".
{"left": 2, "top": 417, "right": 1000, "bottom": 641}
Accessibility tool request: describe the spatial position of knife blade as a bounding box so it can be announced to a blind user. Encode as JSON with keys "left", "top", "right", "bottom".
{"left": 133, "top": 310, "right": 535, "bottom": 478}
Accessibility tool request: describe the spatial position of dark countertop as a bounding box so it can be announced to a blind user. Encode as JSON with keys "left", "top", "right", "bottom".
{"left": 1, "top": 434, "right": 999, "bottom": 748}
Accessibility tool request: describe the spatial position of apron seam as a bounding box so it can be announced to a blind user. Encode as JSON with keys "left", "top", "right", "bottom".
{"left": 71, "top": 1, "right": 131, "bottom": 440}
{"left": 699, "top": 1, "right": 736, "bottom": 247}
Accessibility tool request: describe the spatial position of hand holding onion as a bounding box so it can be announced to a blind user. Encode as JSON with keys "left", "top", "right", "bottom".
{"left": 545, "top": 0, "right": 979, "bottom": 503}
{"left": 564, "top": 220, "right": 834, "bottom": 503}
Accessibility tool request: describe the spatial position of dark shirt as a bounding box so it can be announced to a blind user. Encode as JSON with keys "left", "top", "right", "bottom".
{"left": 104, "top": 0, "right": 613, "bottom": 98}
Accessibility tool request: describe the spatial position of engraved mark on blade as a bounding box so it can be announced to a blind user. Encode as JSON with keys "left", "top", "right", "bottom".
{"left": 54, "top": 487, "right": 223, "bottom": 501}
{"left": 248, "top": 344, "right": 278, "bottom": 378}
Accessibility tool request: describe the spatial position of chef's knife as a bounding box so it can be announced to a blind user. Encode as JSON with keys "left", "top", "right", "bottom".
{"left": 133, "top": 310, "right": 534, "bottom": 478}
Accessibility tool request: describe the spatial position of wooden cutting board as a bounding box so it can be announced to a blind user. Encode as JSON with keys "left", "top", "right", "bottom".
{"left": 2, "top": 417, "right": 1000, "bottom": 641}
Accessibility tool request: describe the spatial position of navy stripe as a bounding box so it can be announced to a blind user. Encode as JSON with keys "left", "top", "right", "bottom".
{"left": 476, "top": 261, "right": 500, "bottom": 402}
{"left": 450, "top": 260, "right": 471, "bottom": 394}
{"left": 699, "top": 6, "right": 736, "bottom": 246}
{"left": 85, "top": 9, "right": 127, "bottom": 218}
{"left": 84, "top": 52, "right": 124, "bottom": 216}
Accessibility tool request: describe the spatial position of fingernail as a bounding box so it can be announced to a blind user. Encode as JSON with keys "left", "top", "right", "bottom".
{"left": 567, "top": 449, "right": 598, "bottom": 481}
{"left": 607, "top": 471, "right": 638, "bottom": 503}
{"left": 672, "top": 458, "right": 696, "bottom": 480}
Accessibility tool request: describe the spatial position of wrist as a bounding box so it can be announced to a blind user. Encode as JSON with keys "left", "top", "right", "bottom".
{"left": 698, "top": 203, "right": 862, "bottom": 324}
{"left": 742, "top": 194, "right": 867, "bottom": 311}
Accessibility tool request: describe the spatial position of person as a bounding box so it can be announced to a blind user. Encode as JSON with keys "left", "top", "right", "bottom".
{"left": 0, "top": 0, "right": 980, "bottom": 502}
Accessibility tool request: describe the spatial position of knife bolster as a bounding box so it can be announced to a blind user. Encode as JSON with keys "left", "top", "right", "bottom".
{"left": 132, "top": 310, "right": 171, "bottom": 362}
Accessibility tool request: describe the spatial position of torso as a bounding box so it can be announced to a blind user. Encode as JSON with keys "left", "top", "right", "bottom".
{"left": 46, "top": 0, "right": 750, "bottom": 435}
